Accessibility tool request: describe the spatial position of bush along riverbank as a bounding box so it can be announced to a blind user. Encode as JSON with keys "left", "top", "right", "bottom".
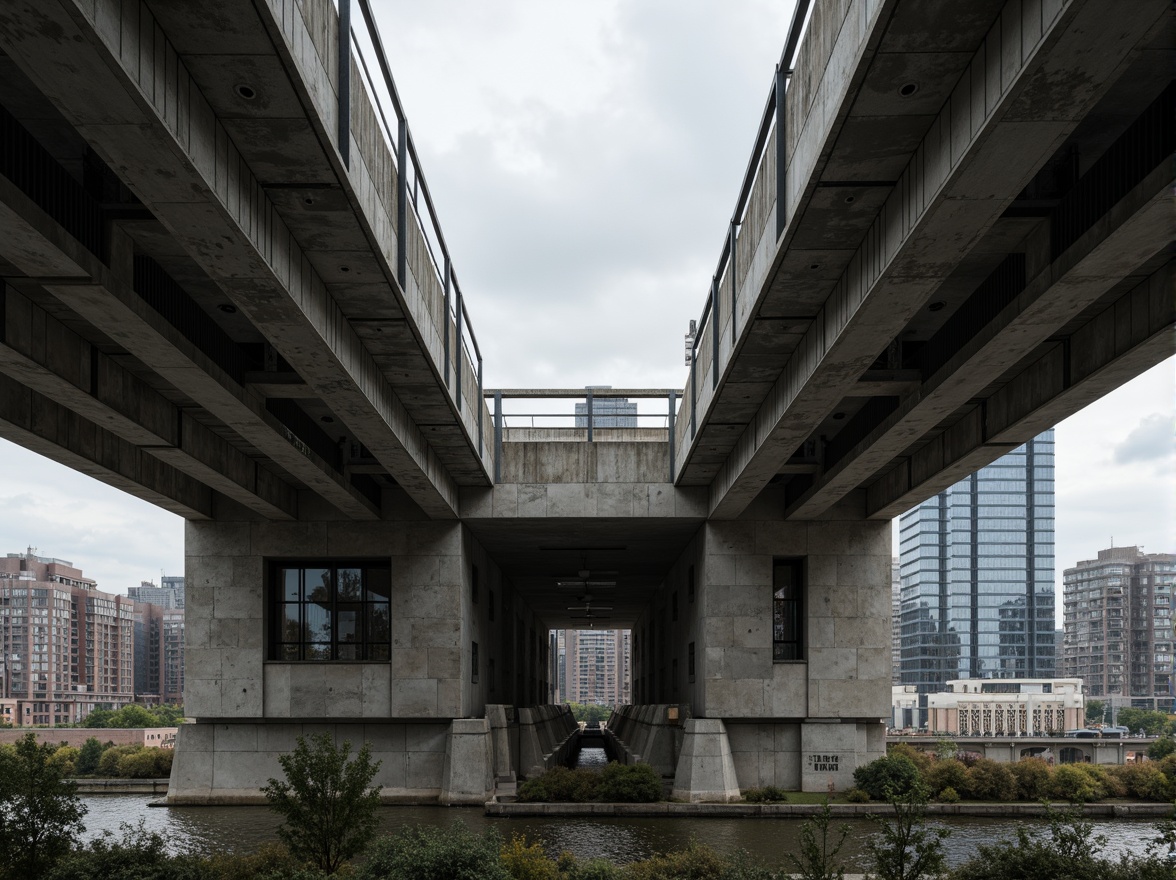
{"left": 846, "top": 743, "right": 1176, "bottom": 804}
{"left": 4, "top": 731, "right": 1176, "bottom": 879}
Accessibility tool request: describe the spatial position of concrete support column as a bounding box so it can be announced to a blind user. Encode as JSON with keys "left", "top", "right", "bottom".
{"left": 439, "top": 718, "right": 494, "bottom": 805}
{"left": 670, "top": 718, "right": 740, "bottom": 803}
{"left": 800, "top": 721, "right": 884, "bottom": 792}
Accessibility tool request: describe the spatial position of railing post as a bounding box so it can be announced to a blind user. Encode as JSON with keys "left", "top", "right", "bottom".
{"left": 337, "top": 0, "right": 350, "bottom": 168}
{"left": 455, "top": 290, "right": 464, "bottom": 411}
{"left": 396, "top": 119, "right": 407, "bottom": 288}
{"left": 668, "top": 390, "right": 677, "bottom": 483}
{"left": 690, "top": 347, "right": 697, "bottom": 440}
{"left": 443, "top": 258, "right": 451, "bottom": 388}
{"left": 775, "top": 64, "right": 787, "bottom": 238}
{"left": 494, "top": 392, "right": 503, "bottom": 483}
{"left": 711, "top": 278, "right": 719, "bottom": 391}
{"left": 477, "top": 354, "right": 484, "bottom": 457}
{"left": 585, "top": 388, "right": 594, "bottom": 442}
{"left": 729, "top": 222, "right": 738, "bottom": 344}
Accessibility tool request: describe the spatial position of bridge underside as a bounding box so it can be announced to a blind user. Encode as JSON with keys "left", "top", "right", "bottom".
{"left": 0, "top": 0, "right": 1170, "bottom": 804}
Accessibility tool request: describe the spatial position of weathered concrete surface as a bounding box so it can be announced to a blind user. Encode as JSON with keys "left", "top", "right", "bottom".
{"left": 670, "top": 719, "right": 741, "bottom": 803}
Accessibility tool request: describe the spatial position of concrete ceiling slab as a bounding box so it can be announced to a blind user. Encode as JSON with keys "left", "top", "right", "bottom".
{"left": 184, "top": 55, "right": 306, "bottom": 119}
{"left": 148, "top": 1, "right": 276, "bottom": 55}
{"left": 324, "top": 285, "right": 404, "bottom": 321}
{"left": 878, "top": 0, "right": 1007, "bottom": 54}
{"left": 305, "top": 249, "right": 387, "bottom": 285}
{"left": 823, "top": 115, "right": 931, "bottom": 180}
{"left": 851, "top": 52, "right": 971, "bottom": 117}
{"left": 789, "top": 185, "right": 892, "bottom": 250}
{"left": 267, "top": 187, "right": 373, "bottom": 251}
{"left": 222, "top": 118, "right": 330, "bottom": 183}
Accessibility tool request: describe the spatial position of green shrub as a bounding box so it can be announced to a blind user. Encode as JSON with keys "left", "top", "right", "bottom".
{"left": 925, "top": 759, "right": 969, "bottom": 798}
{"left": 785, "top": 800, "right": 850, "bottom": 880}
{"left": 560, "top": 856, "right": 619, "bottom": 880}
{"left": 203, "top": 842, "right": 312, "bottom": 880}
{"left": 597, "top": 762, "right": 661, "bottom": 803}
{"left": 1009, "top": 758, "right": 1052, "bottom": 800}
{"left": 1111, "top": 763, "right": 1171, "bottom": 801}
{"left": 96, "top": 744, "right": 141, "bottom": 778}
{"left": 853, "top": 754, "right": 922, "bottom": 801}
{"left": 1049, "top": 764, "right": 1102, "bottom": 802}
{"left": 936, "top": 786, "right": 960, "bottom": 804}
{"left": 620, "top": 841, "right": 774, "bottom": 880}
{"left": 887, "top": 743, "right": 933, "bottom": 776}
{"left": 116, "top": 747, "right": 173, "bottom": 779}
{"left": 964, "top": 759, "right": 1016, "bottom": 801}
{"left": 865, "top": 788, "right": 949, "bottom": 880}
{"left": 356, "top": 823, "right": 508, "bottom": 880}
{"left": 501, "top": 834, "right": 559, "bottom": 880}
{"left": 1085, "top": 764, "right": 1125, "bottom": 799}
{"left": 44, "top": 821, "right": 211, "bottom": 880}
{"left": 743, "top": 785, "right": 789, "bottom": 804}
{"left": 517, "top": 766, "right": 600, "bottom": 803}
{"left": 49, "top": 745, "right": 80, "bottom": 778}
{"left": 845, "top": 788, "right": 870, "bottom": 803}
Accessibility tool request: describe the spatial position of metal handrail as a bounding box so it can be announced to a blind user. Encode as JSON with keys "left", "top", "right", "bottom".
{"left": 684, "top": 0, "right": 814, "bottom": 447}
{"left": 341, "top": 0, "right": 485, "bottom": 457}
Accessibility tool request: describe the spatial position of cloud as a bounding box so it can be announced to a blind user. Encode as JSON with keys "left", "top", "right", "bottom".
{"left": 1113, "top": 413, "right": 1174, "bottom": 465}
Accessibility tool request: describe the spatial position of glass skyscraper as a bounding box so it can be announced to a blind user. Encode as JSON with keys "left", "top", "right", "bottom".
{"left": 898, "top": 431, "right": 1055, "bottom": 725}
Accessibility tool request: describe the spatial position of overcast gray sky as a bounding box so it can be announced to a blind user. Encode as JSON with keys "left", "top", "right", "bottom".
{"left": 0, "top": 1, "right": 1171, "bottom": 614}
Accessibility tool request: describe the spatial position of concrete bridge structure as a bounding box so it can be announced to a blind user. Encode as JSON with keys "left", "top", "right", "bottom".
{"left": 0, "top": 0, "right": 1169, "bottom": 803}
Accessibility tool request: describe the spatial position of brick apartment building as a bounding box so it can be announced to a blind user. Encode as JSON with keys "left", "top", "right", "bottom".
{"left": 0, "top": 549, "right": 135, "bottom": 725}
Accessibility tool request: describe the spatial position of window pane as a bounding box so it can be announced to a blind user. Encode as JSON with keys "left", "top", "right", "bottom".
{"left": 305, "top": 569, "right": 332, "bottom": 603}
{"left": 305, "top": 643, "right": 331, "bottom": 661}
{"left": 277, "top": 644, "right": 300, "bottom": 661}
{"left": 305, "top": 603, "right": 332, "bottom": 642}
{"left": 337, "top": 644, "right": 359, "bottom": 661}
{"left": 365, "top": 568, "right": 391, "bottom": 601}
{"left": 337, "top": 568, "right": 362, "bottom": 601}
{"left": 281, "top": 569, "right": 301, "bottom": 602}
{"left": 367, "top": 643, "right": 390, "bottom": 661}
{"left": 336, "top": 608, "right": 360, "bottom": 643}
{"left": 281, "top": 604, "right": 301, "bottom": 641}
{"left": 367, "top": 603, "right": 390, "bottom": 644}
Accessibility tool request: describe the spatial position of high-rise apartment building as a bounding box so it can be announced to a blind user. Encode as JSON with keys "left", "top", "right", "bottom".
{"left": 128, "top": 576, "right": 185, "bottom": 609}
{"left": 898, "top": 431, "right": 1055, "bottom": 726}
{"left": 0, "top": 549, "right": 135, "bottom": 725}
{"left": 133, "top": 601, "right": 185, "bottom": 705}
{"left": 1063, "top": 546, "right": 1175, "bottom": 712}
{"left": 558, "top": 629, "right": 630, "bottom": 705}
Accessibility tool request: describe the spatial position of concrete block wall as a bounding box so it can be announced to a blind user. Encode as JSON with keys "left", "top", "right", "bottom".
{"left": 176, "top": 499, "right": 551, "bottom": 803}
{"left": 626, "top": 490, "right": 890, "bottom": 793}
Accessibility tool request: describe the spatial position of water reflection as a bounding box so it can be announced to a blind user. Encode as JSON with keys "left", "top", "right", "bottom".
{"left": 80, "top": 796, "right": 1164, "bottom": 870}
{"left": 575, "top": 747, "right": 609, "bottom": 770}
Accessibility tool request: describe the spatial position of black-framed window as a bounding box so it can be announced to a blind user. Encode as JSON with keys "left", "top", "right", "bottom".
{"left": 772, "top": 558, "right": 804, "bottom": 661}
{"left": 688, "top": 564, "right": 695, "bottom": 603}
{"left": 688, "top": 641, "right": 696, "bottom": 682}
{"left": 472, "top": 565, "right": 479, "bottom": 604}
{"left": 471, "top": 641, "right": 479, "bottom": 683}
{"left": 270, "top": 563, "right": 390, "bottom": 661}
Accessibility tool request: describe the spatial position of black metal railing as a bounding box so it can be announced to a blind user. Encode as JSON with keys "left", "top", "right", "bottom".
{"left": 683, "top": 0, "right": 813, "bottom": 452}
{"left": 334, "top": 0, "right": 486, "bottom": 459}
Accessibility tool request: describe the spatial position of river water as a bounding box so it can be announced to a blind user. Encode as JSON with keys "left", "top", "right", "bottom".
{"left": 80, "top": 794, "right": 1167, "bottom": 871}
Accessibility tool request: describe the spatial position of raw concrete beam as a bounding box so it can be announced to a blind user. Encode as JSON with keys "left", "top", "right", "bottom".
{"left": 706, "top": 0, "right": 1167, "bottom": 519}
{"left": 0, "top": 287, "right": 299, "bottom": 520}
{"left": 0, "top": 0, "right": 467, "bottom": 517}
{"left": 866, "top": 259, "right": 1175, "bottom": 519}
{"left": 0, "top": 372, "right": 212, "bottom": 520}
{"left": 786, "top": 160, "right": 1174, "bottom": 519}
{"left": 0, "top": 167, "right": 378, "bottom": 519}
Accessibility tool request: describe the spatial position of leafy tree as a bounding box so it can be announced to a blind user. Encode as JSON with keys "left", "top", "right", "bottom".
{"left": 925, "top": 758, "right": 969, "bottom": 798}
{"left": 933, "top": 738, "right": 959, "bottom": 762}
{"left": 567, "top": 702, "right": 612, "bottom": 725}
{"left": 1048, "top": 764, "right": 1102, "bottom": 802}
{"left": 262, "top": 732, "right": 382, "bottom": 874}
{"left": 1084, "top": 700, "right": 1106, "bottom": 726}
{"left": 76, "top": 703, "right": 184, "bottom": 729}
{"left": 965, "top": 759, "right": 1017, "bottom": 801}
{"left": 0, "top": 732, "right": 88, "bottom": 878}
{"left": 865, "top": 785, "right": 948, "bottom": 880}
{"left": 1148, "top": 735, "right": 1176, "bottom": 761}
{"left": 853, "top": 754, "right": 922, "bottom": 801}
{"left": 785, "top": 800, "right": 850, "bottom": 880}
{"left": 1115, "top": 708, "right": 1172, "bottom": 736}
{"left": 75, "top": 738, "right": 105, "bottom": 776}
{"left": 1009, "top": 757, "right": 1052, "bottom": 800}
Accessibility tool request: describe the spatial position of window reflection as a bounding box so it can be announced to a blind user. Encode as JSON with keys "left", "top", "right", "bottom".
{"left": 269, "top": 563, "right": 392, "bottom": 661}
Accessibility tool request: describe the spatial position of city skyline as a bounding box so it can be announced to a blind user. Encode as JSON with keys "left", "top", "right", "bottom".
{"left": 0, "top": 3, "right": 1170, "bottom": 613}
